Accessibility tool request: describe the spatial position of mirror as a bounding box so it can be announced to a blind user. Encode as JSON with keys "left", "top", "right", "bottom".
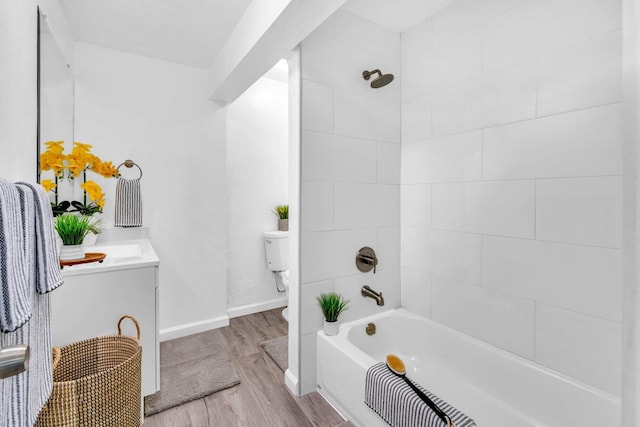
{"left": 37, "top": 7, "right": 74, "bottom": 183}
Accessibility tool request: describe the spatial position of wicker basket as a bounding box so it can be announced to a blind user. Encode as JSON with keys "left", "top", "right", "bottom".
{"left": 36, "top": 315, "right": 142, "bottom": 427}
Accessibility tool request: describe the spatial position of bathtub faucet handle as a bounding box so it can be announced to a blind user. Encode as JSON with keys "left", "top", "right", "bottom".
{"left": 356, "top": 247, "right": 378, "bottom": 274}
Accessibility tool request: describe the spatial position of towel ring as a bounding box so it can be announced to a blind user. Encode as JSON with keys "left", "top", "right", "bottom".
{"left": 117, "top": 159, "right": 143, "bottom": 179}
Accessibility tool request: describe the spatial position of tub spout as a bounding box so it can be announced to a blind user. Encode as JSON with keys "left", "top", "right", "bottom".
{"left": 361, "top": 285, "right": 384, "bottom": 306}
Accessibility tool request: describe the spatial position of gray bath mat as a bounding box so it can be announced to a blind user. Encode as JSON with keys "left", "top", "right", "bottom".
{"left": 144, "top": 329, "right": 241, "bottom": 416}
{"left": 261, "top": 335, "right": 288, "bottom": 372}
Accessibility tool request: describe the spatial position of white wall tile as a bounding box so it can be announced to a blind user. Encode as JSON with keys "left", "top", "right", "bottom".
{"left": 537, "top": 30, "right": 622, "bottom": 116}
{"left": 301, "top": 332, "right": 319, "bottom": 394}
{"left": 402, "top": 96, "right": 432, "bottom": 143}
{"left": 301, "top": 228, "right": 377, "bottom": 284}
{"left": 432, "top": 63, "right": 536, "bottom": 135}
{"left": 401, "top": 130, "right": 482, "bottom": 184}
{"left": 402, "top": 227, "right": 482, "bottom": 285}
{"left": 301, "top": 131, "right": 377, "bottom": 183}
{"left": 300, "top": 280, "right": 334, "bottom": 335}
{"left": 432, "top": 0, "right": 526, "bottom": 45}
{"left": 536, "top": 176, "right": 622, "bottom": 248}
{"left": 401, "top": 17, "right": 432, "bottom": 62}
{"left": 401, "top": 268, "right": 432, "bottom": 318}
{"left": 419, "top": 29, "right": 483, "bottom": 92}
{"left": 333, "top": 269, "right": 400, "bottom": 324}
{"left": 302, "top": 80, "right": 333, "bottom": 133}
{"left": 401, "top": 53, "right": 431, "bottom": 102}
{"left": 378, "top": 142, "right": 401, "bottom": 184}
{"left": 483, "top": 103, "right": 622, "bottom": 180}
{"left": 432, "top": 180, "right": 535, "bottom": 238}
{"left": 301, "top": 182, "right": 334, "bottom": 232}
{"left": 334, "top": 183, "right": 400, "bottom": 229}
{"left": 335, "top": 90, "right": 401, "bottom": 143}
{"left": 482, "top": 0, "right": 621, "bottom": 73}
{"left": 377, "top": 226, "right": 401, "bottom": 272}
{"left": 483, "top": 236, "right": 622, "bottom": 321}
{"left": 431, "top": 277, "right": 535, "bottom": 358}
{"left": 401, "top": 184, "right": 431, "bottom": 227}
{"left": 535, "top": 303, "right": 621, "bottom": 395}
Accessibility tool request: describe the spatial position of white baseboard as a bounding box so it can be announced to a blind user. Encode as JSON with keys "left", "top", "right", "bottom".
{"left": 285, "top": 369, "right": 299, "bottom": 396}
{"left": 159, "top": 314, "right": 230, "bottom": 342}
{"left": 227, "top": 297, "right": 288, "bottom": 319}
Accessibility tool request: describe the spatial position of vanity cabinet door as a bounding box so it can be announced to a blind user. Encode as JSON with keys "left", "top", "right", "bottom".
{"left": 51, "top": 266, "right": 159, "bottom": 396}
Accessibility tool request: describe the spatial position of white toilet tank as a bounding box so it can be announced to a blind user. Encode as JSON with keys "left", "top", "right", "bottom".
{"left": 264, "top": 231, "right": 289, "bottom": 272}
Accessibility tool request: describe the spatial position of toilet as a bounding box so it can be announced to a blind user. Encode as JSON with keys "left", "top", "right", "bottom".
{"left": 264, "top": 231, "right": 289, "bottom": 320}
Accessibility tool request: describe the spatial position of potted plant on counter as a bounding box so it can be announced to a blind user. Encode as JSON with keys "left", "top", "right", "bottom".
{"left": 55, "top": 214, "right": 93, "bottom": 261}
{"left": 317, "top": 292, "right": 349, "bottom": 336}
{"left": 273, "top": 204, "right": 289, "bottom": 231}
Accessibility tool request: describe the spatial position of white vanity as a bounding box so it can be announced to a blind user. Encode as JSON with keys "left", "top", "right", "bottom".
{"left": 51, "top": 235, "right": 160, "bottom": 397}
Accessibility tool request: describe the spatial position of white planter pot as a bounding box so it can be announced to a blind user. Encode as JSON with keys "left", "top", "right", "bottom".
{"left": 59, "top": 244, "right": 86, "bottom": 261}
{"left": 323, "top": 320, "right": 339, "bottom": 336}
{"left": 82, "top": 232, "right": 98, "bottom": 247}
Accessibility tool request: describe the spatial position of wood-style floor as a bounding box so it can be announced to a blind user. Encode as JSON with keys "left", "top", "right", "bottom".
{"left": 144, "top": 308, "right": 347, "bottom": 427}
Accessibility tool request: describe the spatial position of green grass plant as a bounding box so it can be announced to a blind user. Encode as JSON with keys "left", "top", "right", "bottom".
{"left": 273, "top": 205, "right": 289, "bottom": 219}
{"left": 316, "top": 293, "right": 349, "bottom": 322}
{"left": 55, "top": 214, "right": 93, "bottom": 245}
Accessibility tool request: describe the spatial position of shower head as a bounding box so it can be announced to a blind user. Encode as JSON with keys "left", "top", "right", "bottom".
{"left": 363, "top": 69, "right": 394, "bottom": 88}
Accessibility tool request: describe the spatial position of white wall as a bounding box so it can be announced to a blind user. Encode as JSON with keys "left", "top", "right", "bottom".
{"left": 73, "top": 42, "right": 228, "bottom": 337}
{"left": 401, "top": 0, "right": 622, "bottom": 396}
{"left": 0, "top": 0, "right": 38, "bottom": 182}
{"left": 226, "top": 75, "right": 289, "bottom": 311}
{"left": 299, "top": 9, "right": 401, "bottom": 394}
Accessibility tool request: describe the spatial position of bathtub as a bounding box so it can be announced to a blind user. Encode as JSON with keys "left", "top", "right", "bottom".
{"left": 317, "top": 309, "right": 620, "bottom": 426}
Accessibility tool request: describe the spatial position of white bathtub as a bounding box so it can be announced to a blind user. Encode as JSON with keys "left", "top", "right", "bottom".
{"left": 317, "top": 309, "right": 620, "bottom": 426}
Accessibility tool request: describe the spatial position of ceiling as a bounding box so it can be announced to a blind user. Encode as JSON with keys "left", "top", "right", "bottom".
{"left": 59, "top": 0, "right": 252, "bottom": 69}
{"left": 342, "top": 0, "right": 456, "bottom": 32}
{"left": 58, "top": 0, "right": 455, "bottom": 70}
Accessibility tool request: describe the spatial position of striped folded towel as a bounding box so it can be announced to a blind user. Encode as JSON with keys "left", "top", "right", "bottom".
{"left": 115, "top": 177, "right": 143, "bottom": 227}
{"left": 365, "top": 362, "right": 476, "bottom": 427}
{"left": 16, "top": 182, "right": 63, "bottom": 294}
{"left": 0, "top": 180, "right": 31, "bottom": 332}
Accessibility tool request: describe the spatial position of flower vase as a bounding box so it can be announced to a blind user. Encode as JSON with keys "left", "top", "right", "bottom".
{"left": 323, "top": 320, "right": 339, "bottom": 336}
{"left": 278, "top": 219, "right": 289, "bottom": 231}
{"left": 59, "top": 244, "right": 86, "bottom": 261}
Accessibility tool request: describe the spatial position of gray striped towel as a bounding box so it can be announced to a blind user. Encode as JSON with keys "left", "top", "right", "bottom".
{"left": 115, "top": 177, "right": 142, "bottom": 227}
{"left": 16, "top": 182, "right": 63, "bottom": 294}
{"left": 0, "top": 180, "right": 31, "bottom": 332}
{"left": 365, "top": 362, "right": 476, "bottom": 427}
{"left": 0, "top": 180, "right": 61, "bottom": 426}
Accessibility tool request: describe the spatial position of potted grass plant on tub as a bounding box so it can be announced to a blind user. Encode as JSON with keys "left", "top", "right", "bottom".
{"left": 317, "top": 293, "right": 349, "bottom": 336}
{"left": 55, "top": 214, "right": 94, "bottom": 261}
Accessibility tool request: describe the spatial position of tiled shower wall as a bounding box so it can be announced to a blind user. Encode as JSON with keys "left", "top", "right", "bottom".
{"left": 299, "top": 10, "right": 401, "bottom": 394}
{"left": 401, "top": 0, "right": 622, "bottom": 395}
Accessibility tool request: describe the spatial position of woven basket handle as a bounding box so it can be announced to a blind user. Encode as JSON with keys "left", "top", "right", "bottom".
{"left": 117, "top": 315, "right": 141, "bottom": 340}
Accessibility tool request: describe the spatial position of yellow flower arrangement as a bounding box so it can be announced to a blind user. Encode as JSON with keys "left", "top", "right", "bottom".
{"left": 39, "top": 141, "right": 119, "bottom": 216}
{"left": 40, "top": 179, "right": 57, "bottom": 193}
{"left": 80, "top": 181, "right": 105, "bottom": 209}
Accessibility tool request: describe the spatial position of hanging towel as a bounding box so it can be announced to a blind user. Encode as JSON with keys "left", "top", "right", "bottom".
{"left": 115, "top": 177, "right": 142, "bottom": 227}
{"left": 16, "top": 182, "right": 63, "bottom": 294}
{"left": 0, "top": 180, "right": 61, "bottom": 426}
{"left": 0, "top": 180, "right": 31, "bottom": 332}
{"left": 365, "top": 362, "right": 476, "bottom": 427}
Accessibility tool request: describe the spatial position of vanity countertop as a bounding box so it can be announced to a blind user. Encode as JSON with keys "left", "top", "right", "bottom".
{"left": 60, "top": 238, "right": 160, "bottom": 277}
